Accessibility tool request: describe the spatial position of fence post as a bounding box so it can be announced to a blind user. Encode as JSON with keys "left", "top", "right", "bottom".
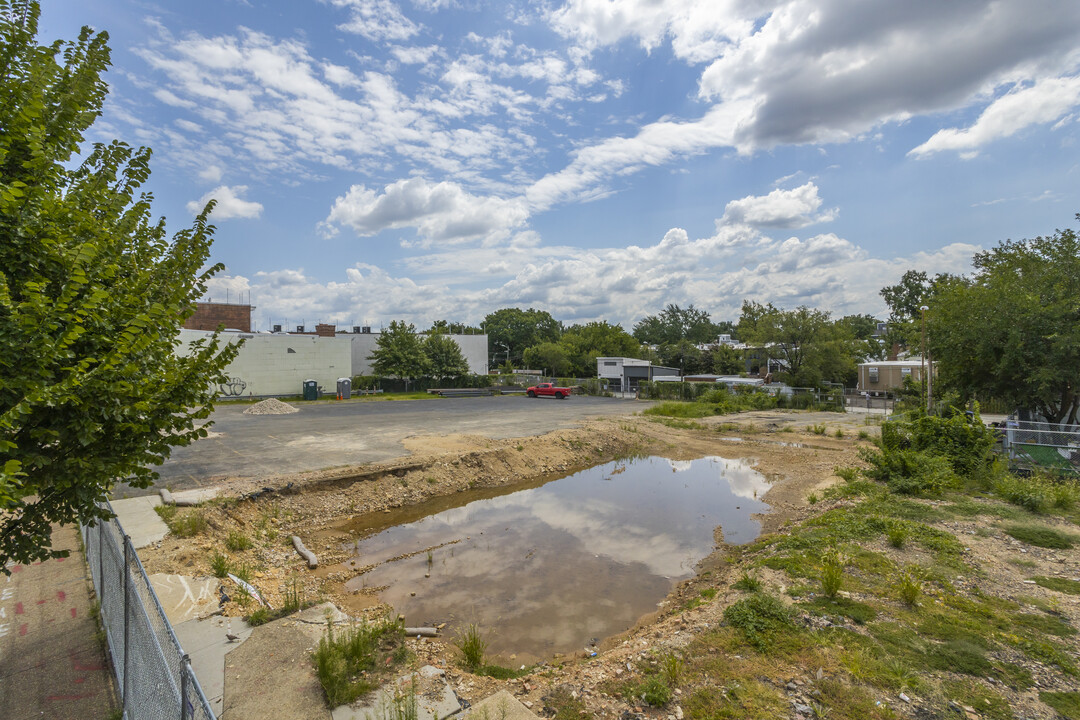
{"left": 96, "top": 515, "right": 104, "bottom": 593}
{"left": 122, "top": 535, "right": 131, "bottom": 715}
{"left": 181, "top": 654, "right": 191, "bottom": 720}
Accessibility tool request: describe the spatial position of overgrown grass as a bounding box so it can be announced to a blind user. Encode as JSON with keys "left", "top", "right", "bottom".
{"left": 210, "top": 552, "right": 230, "bottom": 578}
{"left": 246, "top": 577, "right": 308, "bottom": 626}
{"left": 455, "top": 623, "right": 487, "bottom": 671}
{"left": 166, "top": 509, "right": 207, "bottom": 537}
{"left": 1004, "top": 523, "right": 1076, "bottom": 549}
{"left": 1031, "top": 576, "right": 1080, "bottom": 595}
{"left": 226, "top": 531, "right": 253, "bottom": 551}
{"left": 722, "top": 593, "right": 795, "bottom": 652}
{"left": 313, "top": 615, "right": 407, "bottom": 707}
{"left": 732, "top": 570, "right": 763, "bottom": 592}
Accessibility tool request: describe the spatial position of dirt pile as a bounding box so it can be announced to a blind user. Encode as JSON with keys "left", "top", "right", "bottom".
{"left": 243, "top": 398, "right": 299, "bottom": 415}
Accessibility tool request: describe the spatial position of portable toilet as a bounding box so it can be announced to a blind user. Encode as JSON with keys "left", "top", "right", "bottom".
{"left": 336, "top": 377, "right": 351, "bottom": 400}
{"left": 302, "top": 379, "right": 319, "bottom": 401}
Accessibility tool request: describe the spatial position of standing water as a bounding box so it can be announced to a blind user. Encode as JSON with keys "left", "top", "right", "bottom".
{"left": 342, "top": 455, "right": 770, "bottom": 662}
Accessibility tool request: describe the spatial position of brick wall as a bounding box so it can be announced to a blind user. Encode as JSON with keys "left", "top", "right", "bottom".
{"left": 184, "top": 303, "right": 252, "bottom": 332}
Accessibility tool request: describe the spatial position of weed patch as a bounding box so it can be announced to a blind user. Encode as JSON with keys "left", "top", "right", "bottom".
{"left": 455, "top": 623, "right": 488, "bottom": 671}
{"left": 313, "top": 616, "right": 406, "bottom": 707}
{"left": 1004, "top": 523, "right": 1076, "bottom": 549}
{"left": 226, "top": 531, "right": 252, "bottom": 552}
{"left": 723, "top": 593, "right": 795, "bottom": 652}
{"left": 1032, "top": 575, "right": 1080, "bottom": 595}
{"left": 1040, "top": 691, "right": 1080, "bottom": 718}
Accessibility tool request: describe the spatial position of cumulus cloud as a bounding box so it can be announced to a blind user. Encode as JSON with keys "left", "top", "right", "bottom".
{"left": 186, "top": 185, "right": 264, "bottom": 219}
{"left": 329, "top": 0, "right": 420, "bottom": 42}
{"left": 910, "top": 75, "right": 1080, "bottom": 157}
{"left": 720, "top": 183, "right": 837, "bottom": 228}
{"left": 323, "top": 178, "right": 529, "bottom": 246}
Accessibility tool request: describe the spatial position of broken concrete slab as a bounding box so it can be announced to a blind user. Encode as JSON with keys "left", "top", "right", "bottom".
{"left": 148, "top": 574, "right": 221, "bottom": 625}
{"left": 109, "top": 495, "right": 167, "bottom": 548}
{"left": 465, "top": 690, "right": 540, "bottom": 720}
{"left": 173, "top": 615, "right": 254, "bottom": 718}
{"left": 171, "top": 487, "right": 221, "bottom": 506}
{"left": 223, "top": 620, "right": 330, "bottom": 720}
{"left": 331, "top": 665, "right": 462, "bottom": 720}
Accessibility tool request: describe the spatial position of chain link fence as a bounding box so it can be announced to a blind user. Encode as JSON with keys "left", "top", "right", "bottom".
{"left": 82, "top": 501, "right": 216, "bottom": 720}
{"left": 1002, "top": 419, "right": 1080, "bottom": 474}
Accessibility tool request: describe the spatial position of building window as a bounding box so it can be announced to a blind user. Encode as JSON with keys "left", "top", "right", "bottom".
{"left": 603, "top": 361, "right": 617, "bottom": 366}
{"left": 901, "top": 367, "right": 911, "bottom": 377}
{"left": 868, "top": 367, "right": 879, "bottom": 383}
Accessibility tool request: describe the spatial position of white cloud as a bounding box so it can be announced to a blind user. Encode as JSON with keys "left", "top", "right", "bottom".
{"left": 323, "top": 177, "right": 529, "bottom": 246}
{"left": 910, "top": 75, "right": 1080, "bottom": 157}
{"left": 186, "top": 185, "right": 264, "bottom": 220}
{"left": 720, "top": 183, "right": 837, "bottom": 228}
{"left": 198, "top": 165, "right": 224, "bottom": 183}
{"left": 329, "top": 0, "right": 420, "bottom": 42}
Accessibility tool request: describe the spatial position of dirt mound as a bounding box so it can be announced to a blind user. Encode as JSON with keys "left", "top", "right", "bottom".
{"left": 242, "top": 398, "right": 299, "bottom": 415}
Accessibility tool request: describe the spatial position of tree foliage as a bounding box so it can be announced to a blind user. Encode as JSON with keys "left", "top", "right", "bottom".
{"left": 522, "top": 342, "right": 571, "bottom": 377}
{"left": 0, "top": 0, "right": 238, "bottom": 569}
{"left": 930, "top": 218, "right": 1080, "bottom": 425}
{"left": 633, "top": 303, "right": 719, "bottom": 345}
{"left": 558, "top": 321, "right": 641, "bottom": 376}
{"left": 423, "top": 333, "right": 469, "bottom": 381}
{"left": 368, "top": 321, "right": 429, "bottom": 381}
{"left": 483, "top": 307, "right": 560, "bottom": 365}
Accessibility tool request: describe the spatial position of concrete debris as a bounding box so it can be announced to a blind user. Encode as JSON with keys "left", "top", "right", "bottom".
{"left": 243, "top": 398, "right": 299, "bottom": 415}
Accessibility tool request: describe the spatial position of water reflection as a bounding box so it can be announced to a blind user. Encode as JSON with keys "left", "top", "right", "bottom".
{"left": 343, "top": 455, "right": 770, "bottom": 662}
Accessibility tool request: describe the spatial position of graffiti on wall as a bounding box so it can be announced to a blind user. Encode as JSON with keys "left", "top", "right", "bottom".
{"left": 218, "top": 377, "right": 248, "bottom": 397}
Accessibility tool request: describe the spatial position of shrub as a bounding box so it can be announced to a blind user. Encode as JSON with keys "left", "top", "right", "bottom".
{"left": 896, "top": 567, "right": 922, "bottom": 606}
{"left": 636, "top": 674, "right": 672, "bottom": 707}
{"left": 169, "top": 510, "right": 207, "bottom": 537}
{"left": 455, "top": 623, "right": 487, "bottom": 671}
{"left": 723, "top": 593, "right": 795, "bottom": 651}
{"left": 820, "top": 549, "right": 844, "bottom": 598}
{"left": 860, "top": 446, "right": 960, "bottom": 496}
{"left": 835, "top": 466, "right": 860, "bottom": 482}
{"left": 886, "top": 522, "right": 909, "bottom": 549}
{"left": 226, "top": 531, "right": 252, "bottom": 551}
{"left": 660, "top": 651, "right": 683, "bottom": 687}
{"left": 314, "top": 616, "right": 405, "bottom": 707}
{"left": 810, "top": 424, "right": 827, "bottom": 435}
{"left": 210, "top": 552, "right": 230, "bottom": 578}
{"left": 733, "top": 570, "right": 762, "bottom": 592}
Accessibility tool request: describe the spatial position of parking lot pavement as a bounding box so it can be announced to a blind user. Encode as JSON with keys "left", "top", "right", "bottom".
{"left": 133, "top": 394, "right": 643, "bottom": 495}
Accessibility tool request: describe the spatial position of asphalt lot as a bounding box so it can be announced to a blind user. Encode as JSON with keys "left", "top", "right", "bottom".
{"left": 139, "top": 395, "right": 644, "bottom": 494}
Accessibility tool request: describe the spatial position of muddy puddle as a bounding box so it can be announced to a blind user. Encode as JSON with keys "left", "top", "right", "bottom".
{"left": 339, "top": 455, "right": 771, "bottom": 663}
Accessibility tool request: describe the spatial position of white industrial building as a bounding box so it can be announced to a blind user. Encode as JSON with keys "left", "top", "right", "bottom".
{"left": 177, "top": 329, "right": 353, "bottom": 398}
{"left": 178, "top": 326, "right": 489, "bottom": 398}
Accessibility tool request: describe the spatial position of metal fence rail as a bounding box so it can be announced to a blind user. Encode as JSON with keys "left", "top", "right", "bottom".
{"left": 1002, "top": 419, "right": 1080, "bottom": 473}
{"left": 82, "top": 501, "right": 216, "bottom": 720}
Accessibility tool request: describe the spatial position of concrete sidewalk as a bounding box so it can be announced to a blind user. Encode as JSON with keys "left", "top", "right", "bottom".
{"left": 0, "top": 525, "right": 118, "bottom": 720}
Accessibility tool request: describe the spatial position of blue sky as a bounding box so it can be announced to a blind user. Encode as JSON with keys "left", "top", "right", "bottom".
{"left": 40, "top": 0, "right": 1080, "bottom": 331}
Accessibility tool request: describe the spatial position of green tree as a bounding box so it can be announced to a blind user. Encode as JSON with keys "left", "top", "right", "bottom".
{"left": 558, "top": 321, "right": 641, "bottom": 376}
{"left": 424, "top": 333, "right": 469, "bottom": 381}
{"left": 708, "top": 344, "right": 743, "bottom": 375}
{"left": 522, "top": 342, "right": 571, "bottom": 377}
{"left": 483, "top": 307, "right": 561, "bottom": 364}
{"left": 0, "top": 1, "right": 239, "bottom": 569}
{"left": 930, "top": 218, "right": 1080, "bottom": 425}
{"left": 739, "top": 304, "right": 858, "bottom": 386}
{"left": 368, "top": 321, "right": 429, "bottom": 383}
{"left": 633, "top": 303, "right": 720, "bottom": 345}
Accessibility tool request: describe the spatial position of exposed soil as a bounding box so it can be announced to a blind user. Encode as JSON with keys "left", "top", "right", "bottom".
{"left": 139, "top": 410, "right": 867, "bottom": 619}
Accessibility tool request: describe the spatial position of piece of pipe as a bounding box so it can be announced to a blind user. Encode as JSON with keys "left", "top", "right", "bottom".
{"left": 292, "top": 535, "right": 318, "bottom": 569}
{"left": 404, "top": 627, "right": 438, "bottom": 637}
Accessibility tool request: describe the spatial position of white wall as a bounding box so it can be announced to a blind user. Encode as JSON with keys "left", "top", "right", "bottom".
{"left": 350, "top": 333, "right": 488, "bottom": 376}
{"left": 178, "top": 329, "right": 353, "bottom": 397}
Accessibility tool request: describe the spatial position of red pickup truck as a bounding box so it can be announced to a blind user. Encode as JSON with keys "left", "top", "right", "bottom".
{"left": 526, "top": 383, "right": 571, "bottom": 399}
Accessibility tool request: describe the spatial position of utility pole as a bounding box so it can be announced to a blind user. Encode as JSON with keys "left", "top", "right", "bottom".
{"left": 920, "top": 305, "right": 930, "bottom": 413}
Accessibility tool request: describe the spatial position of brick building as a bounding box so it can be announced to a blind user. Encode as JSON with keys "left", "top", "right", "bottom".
{"left": 184, "top": 302, "right": 252, "bottom": 332}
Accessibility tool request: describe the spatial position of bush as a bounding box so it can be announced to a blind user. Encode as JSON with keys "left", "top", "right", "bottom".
{"left": 896, "top": 567, "right": 922, "bottom": 606}
{"left": 733, "top": 571, "right": 762, "bottom": 592}
{"left": 886, "top": 522, "right": 909, "bottom": 549}
{"left": 860, "top": 446, "right": 960, "bottom": 496}
{"left": 723, "top": 593, "right": 795, "bottom": 651}
{"left": 210, "top": 552, "right": 230, "bottom": 578}
{"left": 455, "top": 623, "right": 487, "bottom": 671}
{"left": 226, "top": 531, "right": 253, "bottom": 551}
{"left": 820, "top": 550, "right": 844, "bottom": 598}
{"left": 314, "top": 616, "right": 405, "bottom": 707}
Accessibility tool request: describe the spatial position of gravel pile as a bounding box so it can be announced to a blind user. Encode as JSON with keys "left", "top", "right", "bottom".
{"left": 243, "top": 398, "right": 299, "bottom": 415}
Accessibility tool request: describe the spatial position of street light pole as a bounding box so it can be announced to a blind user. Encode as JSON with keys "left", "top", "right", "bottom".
{"left": 920, "top": 305, "right": 930, "bottom": 413}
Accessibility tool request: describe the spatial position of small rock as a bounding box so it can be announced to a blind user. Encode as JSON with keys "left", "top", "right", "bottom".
{"left": 786, "top": 682, "right": 798, "bottom": 691}
{"left": 674, "top": 706, "right": 683, "bottom": 720}
{"left": 793, "top": 703, "right": 814, "bottom": 715}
